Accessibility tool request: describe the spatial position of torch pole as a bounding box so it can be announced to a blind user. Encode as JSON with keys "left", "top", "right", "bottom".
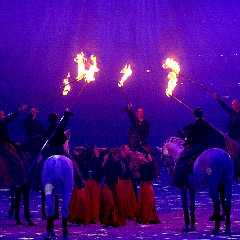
{"left": 37, "top": 93, "right": 63, "bottom": 112}
{"left": 69, "top": 81, "right": 88, "bottom": 110}
{"left": 179, "top": 73, "right": 215, "bottom": 95}
{"left": 120, "top": 86, "right": 131, "bottom": 104}
{"left": 30, "top": 78, "right": 80, "bottom": 106}
{"left": 179, "top": 72, "right": 229, "bottom": 105}
{"left": 169, "top": 94, "right": 240, "bottom": 148}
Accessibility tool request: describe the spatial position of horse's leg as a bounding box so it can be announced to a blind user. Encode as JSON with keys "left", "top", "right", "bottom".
{"left": 8, "top": 187, "right": 15, "bottom": 216}
{"left": 53, "top": 195, "right": 60, "bottom": 220}
{"left": 61, "top": 190, "right": 71, "bottom": 240}
{"left": 189, "top": 188, "right": 196, "bottom": 230}
{"left": 219, "top": 185, "right": 226, "bottom": 220}
{"left": 209, "top": 184, "right": 221, "bottom": 234}
{"left": 179, "top": 187, "right": 190, "bottom": 231}
{"left": 14, "top": 187, "right": 24, "bottom": 225}
{"left": 22, "top": 182, "right": 35, "bottom": 226}
{"left": 224, "top": 179, "right": 232, "bottom": 234}
{"left": 41, "top": 188, "right": 47, "bottom": 220}
{"left": 45, "top": 184, "right": 56, "bottom": 239}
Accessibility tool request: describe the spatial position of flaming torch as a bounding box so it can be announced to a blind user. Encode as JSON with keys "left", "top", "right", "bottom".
{"left": 69, "top": 54, "right": 99, "bottom": 110}
{"left": 37, "top": 73, "right": 72, "bottom": 112}
{"left": 74, "top": 52, "right": 87, "bottom": 80}
{"left": 118, "top": 64, "right": 132, "bottom": 104}
{"left": 162, "top": 58, "right": 240, "bottom": 148}
{"left": 62, "top": 72, "right": 71, "bottom": 95}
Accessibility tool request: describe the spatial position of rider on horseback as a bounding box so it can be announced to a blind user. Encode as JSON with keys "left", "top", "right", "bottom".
{"left": 171, "top": 107, "right": 209, "bottom": 188}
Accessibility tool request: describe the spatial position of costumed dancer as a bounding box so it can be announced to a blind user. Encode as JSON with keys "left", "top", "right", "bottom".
{"left": 68, "top": 147, "right": 91, "bottom": 225}
{"left": 117, "top": 144, "right": 137, "bottom": 220}
{"left": 99, "top": 148, "right": 126, "bottom": 228}
{"left": 131, "top": 151, "right": 161, "bottom": 224}
{"left": 87, "top": 147, "right": 107, "bottom": 223}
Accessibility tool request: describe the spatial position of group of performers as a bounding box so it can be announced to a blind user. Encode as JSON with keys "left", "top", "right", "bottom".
{"left": 0, "top": 94, "right": 239, "bottom": 232}
{"left": 0, "top": 102, "right": 161, "bottom": 230}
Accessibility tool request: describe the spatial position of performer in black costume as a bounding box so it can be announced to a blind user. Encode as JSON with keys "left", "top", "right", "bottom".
{"left": 171, "top": 107, "right": 209, "bottom": 188}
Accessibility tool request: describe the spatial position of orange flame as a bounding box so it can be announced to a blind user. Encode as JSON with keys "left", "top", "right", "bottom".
{"left": 118, "top": 64, "right": 132, "bottom": 87}
{"left": 62, "top": 72, "right": 71, "bottom": 95}
{"left": 162, "top": 58, "right": 180, "bottom": 96}
{"left": 74, "top": 52, "right": 87, "bottom": 80}
{"left": 84, "top": 55, "right": 99, "bottom": 83}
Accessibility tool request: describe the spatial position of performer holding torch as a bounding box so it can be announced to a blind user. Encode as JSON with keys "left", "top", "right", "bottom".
{"left": 213, "top": 94, "right": 240, "bottom": 182}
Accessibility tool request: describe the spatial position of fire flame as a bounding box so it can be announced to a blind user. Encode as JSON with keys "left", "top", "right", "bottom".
{"left": 74, "top": 52, "right": 87, "bottom": 80}
{"left": 118, "top": 64, "right": 132, "bottom": 87}
{"left": 84, "top": 55, "right": 99, "bottom": 83}
{"left": 62, "top": 72, "right": 71, "bottom": 95}
{"left": 162, "top": 58, "right": 180, "bottom": 96}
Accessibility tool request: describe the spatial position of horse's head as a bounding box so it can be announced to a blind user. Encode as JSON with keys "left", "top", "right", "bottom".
{"left": 160, "top": 137, "right": 185, "bottom": 175}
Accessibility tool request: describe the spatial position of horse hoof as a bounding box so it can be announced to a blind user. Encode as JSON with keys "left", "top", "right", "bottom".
{"left": 8, "top": 209, "right": 14, "bottom": 217}
{"left": 190, "top": 226, "right": 196, "bottom": 231}
{"left": 45, "top": 232, "right": 51, "bottom": 239}
{"left": 63, "top": 233, "right": 69, "bottom": 240}
{"left": 182, "top": 225, "right": 190, "bottom": 232}
{"left": 28, "top": 220, "right": 36, "bottom": 226}
{"left": 51, "top": 229, "right": 57, "bottom": 237}
{"left": 16, "top": 219, "right": 24, "bottom": 226}
{"left": 212, "top": 228, "right": 219, "bottom": 235}
{"left": 225, "top": 228, "right": 231, "bottom": 234}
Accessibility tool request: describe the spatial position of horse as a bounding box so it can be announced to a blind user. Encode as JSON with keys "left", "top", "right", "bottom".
{"left": 42, "top": 154, "right": 74, "bottom": 240}
{"left": 159, "top": 137, "right": 234, "bottom": 235}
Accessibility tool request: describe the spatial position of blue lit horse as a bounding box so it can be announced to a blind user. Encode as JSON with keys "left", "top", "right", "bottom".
{"left": 42, "top": 154, "right": 74, "bottom": 240}
{"left": 160, "top": 137, "right": 233, "bottom": 235}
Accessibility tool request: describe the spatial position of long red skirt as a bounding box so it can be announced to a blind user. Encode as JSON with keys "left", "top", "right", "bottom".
{"left": 116, "top": 178, "right": 137, "bottom": 220}
{"left": 136, "top": 181, "right": 161, "bottom": 224}
{"left": 0, "top": 143, "right": 25, "bottom": 187}
{"left": 68, "top": 182, "right": 91, "bottom": 225}
{"left": 87, "top": 178, "right": 100, "bottom": 223}
{"left": 99, "top": 183, "right": 126, "bottom": 227}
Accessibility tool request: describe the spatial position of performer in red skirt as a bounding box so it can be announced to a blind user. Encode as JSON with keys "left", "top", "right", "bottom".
{"left": 117, "top": 144, "right": 137, "bottom": 220}
{"left": 100, "top": 148, "right": 125, "bottom": 228}
{"left": 131, "top": 152, "right": 161, "bottom": 224}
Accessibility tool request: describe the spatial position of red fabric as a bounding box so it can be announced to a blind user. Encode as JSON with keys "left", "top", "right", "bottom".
{"left": 116, "top": 178, "right": 137, "bottom": 220}
{"left": 88, "top": 178, "right": 100, "bottom": 223}
{"left": 68, "top": 182, "right": 91, "bottom": 225}
{"left": 136, "top": 181, "right": 161, "bottom": 224}
{"left": 99, "top": 183, "right": 126, "bottom": 227}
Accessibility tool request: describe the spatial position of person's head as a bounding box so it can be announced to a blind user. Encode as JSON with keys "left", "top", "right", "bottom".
{"left": 232, "top": 99, "right": 240, "bottom": 113}
{"left": 27, "top": 106, "right": 37, "bottom": 119}
{"left": 109, "top": 148, "right": 122, "bottom": 162}
{"left": 193, "top": 107, "right": 203, "bottom": 119}
{"left": 120, "top": 144, "right": 131, "bottom": 158}
{"left": 136, "top": 107, "right": 144, "bottom": 119}
{"left": 48, "top": 112, "right": 58, "bottom": 123}
{"left": 0, "top": 110, "right": 5, "bottom": 120}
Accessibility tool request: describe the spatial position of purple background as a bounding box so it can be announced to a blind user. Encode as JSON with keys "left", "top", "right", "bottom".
{"left": 0, "top": 1, "right": 240, "bottom": 149}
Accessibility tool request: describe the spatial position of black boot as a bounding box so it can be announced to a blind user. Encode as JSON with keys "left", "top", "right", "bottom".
{"left": 45, "top": 216, "right": 56, "bottom": 239}
{"left": 62, "top": 218, "right": 69, "bottom": 240}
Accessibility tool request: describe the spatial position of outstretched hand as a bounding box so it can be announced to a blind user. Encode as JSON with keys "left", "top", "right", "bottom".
{"left": 128, "top": 103, "right": 132, "bottom": 110}
{"left": 18, "top": 105, "right": 28, "bottom": 112}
